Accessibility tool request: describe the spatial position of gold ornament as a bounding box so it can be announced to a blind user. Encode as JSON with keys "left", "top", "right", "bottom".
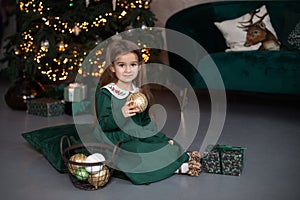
{"left": 68, "top": 153, "right": 87, "bottom": 175}
{"left": 88, "top": 165, "right": 110, "bottom": 188}
{"left": 127, "top": 92, "right": 148, "bottom": 113}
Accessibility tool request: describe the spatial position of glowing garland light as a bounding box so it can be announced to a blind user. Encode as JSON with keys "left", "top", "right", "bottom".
{"left": 17, "top": 0, "right": 153, "bottom": 82}
{"left": 20, "top": 0, "right": 151, "bottom": 35}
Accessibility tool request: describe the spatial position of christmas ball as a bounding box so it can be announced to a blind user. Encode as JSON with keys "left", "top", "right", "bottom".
{"left": 41, "top": 40, "right": 49, "bottom": 51}
{"left": 127, "top": 92, "right": 148, "bottom": 112}
{"left": 85, "top": 153, "right": 106, "bottom": 174}
{"left": 75, "top": 167, "right": 89, "bottom": 181}
{"left": 88, "top": 165, "right": 110, "bottom": 188}
{"left": 68, "top": 153, "right": 87, "bottom": 175}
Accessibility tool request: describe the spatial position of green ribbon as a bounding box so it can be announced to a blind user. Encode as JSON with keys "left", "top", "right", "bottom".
{"left": 214, "top": 144, "right": 246, "bottom": 152}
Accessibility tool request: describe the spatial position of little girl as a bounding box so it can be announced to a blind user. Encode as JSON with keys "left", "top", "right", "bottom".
{"left": 94, "top": 39, "right": 201, "bottom": 185}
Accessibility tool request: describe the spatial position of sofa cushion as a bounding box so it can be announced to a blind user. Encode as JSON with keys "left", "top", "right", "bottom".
{"left": 197, "top": 50, "right": 300, "bottom": 94}
{"left": 214, "top": 5, "right": 279, "bottom": 51}
{"left": 165, "top": 1, "right": 300, "bottom": 94}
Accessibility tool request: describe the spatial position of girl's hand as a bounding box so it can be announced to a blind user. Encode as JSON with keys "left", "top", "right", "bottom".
{"left": 122, "top": 100, "right": 140, "bottom": 118}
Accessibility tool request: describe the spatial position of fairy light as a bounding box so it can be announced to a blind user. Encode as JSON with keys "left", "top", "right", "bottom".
{"left": 16, "top": 0, "right": 153, "bottom": 82}
{"left": 141, "top": 48, "right": 150, "bottom": 62}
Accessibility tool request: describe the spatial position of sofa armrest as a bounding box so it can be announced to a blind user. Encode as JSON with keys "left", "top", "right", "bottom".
{"left": 166, "top": 3, "right": 227, "bottom": 54}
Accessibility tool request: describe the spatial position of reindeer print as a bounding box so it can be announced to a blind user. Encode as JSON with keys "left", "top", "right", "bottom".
{"left": 238, "top": 8, "right": 280, "bottom": 50}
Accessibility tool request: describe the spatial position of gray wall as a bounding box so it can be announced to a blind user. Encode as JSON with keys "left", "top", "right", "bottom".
{"left": 151, "top": 0, "right": 224, "bottom": 27}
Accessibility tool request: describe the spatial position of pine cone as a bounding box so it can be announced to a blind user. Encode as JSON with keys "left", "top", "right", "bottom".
{"left": 188, "top": 151, "right": 201, "bottom": 162}
{"left": 187, "top": 160, "right": 202, "bottom": 176}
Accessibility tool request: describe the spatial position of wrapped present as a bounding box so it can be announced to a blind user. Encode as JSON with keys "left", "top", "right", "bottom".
{"left": 201, "top": 144, "right": 245, "bottom": 176}
{"left": 27, "top": 98, "right": 65, "bottom": 117}
{"left": 201, "top": 146, "right": 222, "bottom": 174}
{"left": 64, "top": 83, "right": 87, "bottom": 102}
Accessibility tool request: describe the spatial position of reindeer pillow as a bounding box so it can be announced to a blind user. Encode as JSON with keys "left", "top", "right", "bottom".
{"left": 214, "top": 5, "right": 280, "bottom": 52}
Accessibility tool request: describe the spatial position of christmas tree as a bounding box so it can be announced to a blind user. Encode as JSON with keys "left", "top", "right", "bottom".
{"left": 1, "top": 0, "right": 158, "bottom": 84}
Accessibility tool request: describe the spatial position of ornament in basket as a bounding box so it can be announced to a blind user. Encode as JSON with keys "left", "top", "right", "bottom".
{"left": 60, "top": 135, "right": 120, "bottom": 190}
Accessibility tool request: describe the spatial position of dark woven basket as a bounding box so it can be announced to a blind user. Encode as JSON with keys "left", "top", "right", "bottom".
{"left": 60, "top": 135, "right": 120, "bottom": 190}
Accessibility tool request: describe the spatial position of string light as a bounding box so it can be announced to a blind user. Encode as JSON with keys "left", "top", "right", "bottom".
{"left": 17, "top": 0, "right": 153, "bottom": 81}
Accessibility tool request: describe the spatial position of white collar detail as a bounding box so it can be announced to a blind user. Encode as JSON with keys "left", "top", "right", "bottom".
{"left": 103, "top": 83, "right": 139, "bottom": 99}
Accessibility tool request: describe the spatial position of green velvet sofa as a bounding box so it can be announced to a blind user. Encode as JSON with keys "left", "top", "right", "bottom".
{"left": 165, "top": 1, "right": 300, "bottom": 95}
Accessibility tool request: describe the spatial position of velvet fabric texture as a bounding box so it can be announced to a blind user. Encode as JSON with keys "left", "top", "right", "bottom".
{"left": 197, "top": 51, "right": 300, "bottom": 94}
{"left": 22, "top": 124, "right": 84, "bottom": 173}
{"left": 94, "top": 87, "right": 189, "bottom": 185}
{"left": 166, "top": 1, "right": 300, "bottom": 94}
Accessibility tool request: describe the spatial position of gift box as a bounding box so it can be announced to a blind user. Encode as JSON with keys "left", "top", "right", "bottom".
{"left": 27, "top": 98, "right": 65, "bottom": 117}
{"left": 64, "top": 83, "right": 87, "bottom": 102}
{"left": 201, "top": 144, "right": 245, "bottom": 176}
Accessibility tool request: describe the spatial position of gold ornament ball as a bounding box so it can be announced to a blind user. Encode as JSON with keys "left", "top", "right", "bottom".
{"left": 88, "top": 165, "right": 110, "bottom": 188}
{"left": 68, "top": 153, "right": 87, "bottom": 175}
{"left": 127, "top": 92, "right": 148, "bottom": 112}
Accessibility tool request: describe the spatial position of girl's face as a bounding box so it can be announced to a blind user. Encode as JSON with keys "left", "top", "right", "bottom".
{"left": 110, "top": 52, "right": 140, "bottom": 86}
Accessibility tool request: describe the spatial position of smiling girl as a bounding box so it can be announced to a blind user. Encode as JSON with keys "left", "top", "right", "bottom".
{"left": 94, "top": 39, "right": 201, "bottom": 185}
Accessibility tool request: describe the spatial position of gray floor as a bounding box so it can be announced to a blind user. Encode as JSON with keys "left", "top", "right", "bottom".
{"left": 1, "top": 80, "right": 300, "bottom": 200}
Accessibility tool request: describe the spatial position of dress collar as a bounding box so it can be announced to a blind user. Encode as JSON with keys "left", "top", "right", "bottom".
{"left": 103, "top": 83, "right": 139, "bottom": 99}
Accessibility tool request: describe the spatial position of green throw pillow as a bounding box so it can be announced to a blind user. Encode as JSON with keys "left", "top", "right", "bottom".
{"left": 22, "top": 124, "right": 89, "bottom": 173}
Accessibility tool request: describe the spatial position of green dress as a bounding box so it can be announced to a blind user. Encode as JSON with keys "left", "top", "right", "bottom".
{"left": 94, "top": 83, "right": 189, "bottom": 185}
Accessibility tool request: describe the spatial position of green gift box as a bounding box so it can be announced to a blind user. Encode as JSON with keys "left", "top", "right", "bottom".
{"left": 27, "top": 98, "right": 65, "bottom": 117}
{"left": 64, "top": 83, "right": 87, "bottom": 102}
{"left": 202, "top": 144, "right": 245, "bottom": 176}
